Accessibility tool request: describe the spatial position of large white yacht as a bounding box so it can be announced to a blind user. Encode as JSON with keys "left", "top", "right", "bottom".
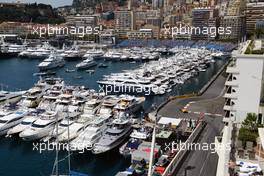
{"left": 76, "top": 57, "right": 97, "bottom": 70}
{"left": 29, "top": 47, "right": 51, "bottom": 59}
{"left": 6, "top": 44, "right": 27, "bottom": 57}
{"left": 113, "top": 95, "right": 145, "bottom": 115}
{"left": 83, "top": 49, "right": 104, "bottom": 59}
{"left": 61, "top": 45, "right": 84, "bottom": 61}
{"left": 92, "top": 118, "right": 132, "bottom": 154}
{"left": 38, "top": 54, "right": 65, "bottom": 70}
{"left": 0, "top": 110, "right": 29, "bottom": 136}
{"left": 19, "top": 87, "right": 44, "bottom": 108}
{"left": 96, "top": 95, "right": 119, "bottom": 116}
{"left": 19, "top": 111, "right": 65, "bottom": 141}
{"left": 57, "top": 122, "right": 85, "bottom": 142}
{"left": 6, "top": 113, "right": 39, "bottom": 136}
{"left": 70, "top": 116, "right": 111, "bottom": 151}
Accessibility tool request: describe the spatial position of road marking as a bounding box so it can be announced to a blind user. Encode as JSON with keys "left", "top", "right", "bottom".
{"left": 189, "top": 111, "right": 223, "bottom": 117}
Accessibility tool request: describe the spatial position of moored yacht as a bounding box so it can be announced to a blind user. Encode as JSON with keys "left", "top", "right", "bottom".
{"left": 113, "top": 95, "right": 145, "bottom": 115}
{"left": 76, "top": 57, "right": 97, "bottom": 70}
{"left": 19, "top": 87, "right": 45, "bottom": 108}
{"left": 6, "top": 113, "right": 39, "bottom": 136}
{"left": 70, "top": 115, "right": 111, "bottom": 151}
{"left": 92, "top": 118, "right": 132, "bottom": 154}
{"left": 57, "top": 122, "right": 85, "bottom": 142}
{"left": 83, "top": 49, "right": 104, "bottom": 59}
{"left": 96, "top": 95, "right": 119, "bottom": 116}
{"left": 19, "top": 111, "right": 65, "bottom": 141}
{"left": 0, "top": 110, "right": 29, "bottom": 136}
{"left": 38, "top": 53, "right": 65, "bottom": 71}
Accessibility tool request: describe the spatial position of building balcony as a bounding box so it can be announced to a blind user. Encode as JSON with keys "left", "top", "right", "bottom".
{"left": 226, "top": 67, "right": 239, "bottom": 74}
{"left": 225, "top": 80, "right": 238, "bottom": 87}
{"left": 224, "top": 92, "right": 238, "bottom": 99}
{"left": 223, "top": 104, "right": 236, "bottom": 111}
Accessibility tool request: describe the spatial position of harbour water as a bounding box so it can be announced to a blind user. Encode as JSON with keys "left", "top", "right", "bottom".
{"left": 0, "top": 56, "right": 226, "bottom": 176}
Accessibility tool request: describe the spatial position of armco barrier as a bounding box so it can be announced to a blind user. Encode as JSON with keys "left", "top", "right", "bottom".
{"left": 162, "top": 121, "right": 206, "bottom": 176}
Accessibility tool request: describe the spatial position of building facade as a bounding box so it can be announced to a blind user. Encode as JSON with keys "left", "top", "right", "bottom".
{"left": 245, "top": 2, "right": 264, "bottom": 34}
{"left": 219, "top": 15, "right": 246, "bottom": 42}
{"left": 115, "top": 10, "right": 135, "bottom": 39}
{"left": 127, "top": 29, "right": 153, "bottom": 39}
{"left": 191, "top": 7, "right": 218, "bottom": 40}
{"left": 224, "top": 40, "right": 264, "bottom": 123}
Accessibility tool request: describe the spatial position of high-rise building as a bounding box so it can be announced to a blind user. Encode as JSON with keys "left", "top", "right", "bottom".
{"left": 65, "top": 15, "right": 98, "bottom": 28}
{"left": 115, "top": 10, "right": 135, "bottom": 38}
{"left": 223, "top": 40, "right": 264, "bottom": 123}
{"left": 218, "top": 0, "right": 246, "bottom": 41}
{"left": 191, "top": 7, "right": 218, "bottom": 40}
{"left": 219, "top": 15, "right": 246, "bottom": 42}
{"left": 152, "top": 0, "right": 163, "bottom": 9}
{"left": 245, "top": 2, "right": 264, "bottom": 34}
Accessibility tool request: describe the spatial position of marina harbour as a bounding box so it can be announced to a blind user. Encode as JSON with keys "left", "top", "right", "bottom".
{"left": 0, "top": 41, "right": 230, "bottom": 176}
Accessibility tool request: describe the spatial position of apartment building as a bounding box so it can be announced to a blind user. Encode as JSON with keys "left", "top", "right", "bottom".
{"left": 224, "top": 40, "right": 264, "bottom": 123}
{"left": 127, "top": 29, "right": 153, "bottom": 39}
{"left": 245, "top": 2, "right": 264, "bottom": 34}
{"left": 191, "top": 7, "right": 218, "bottom": 40}
{"left": 65, "top": 15, "right": 98, "bottom": 28}
{"left": 115, "top": 10, "right": 135, "bottom": 39}
{"left": 219, "top": 15, "right": 246, "bottom": 41}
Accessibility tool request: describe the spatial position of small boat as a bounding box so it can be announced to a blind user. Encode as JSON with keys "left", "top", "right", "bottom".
{"left": 85, "top": 69, "right": 95, "bottom": 74}
{"left": 74, "top": 76, "right": 83, "bottom": 79}
{"left": 98, "top": 63, "right": 108, "bottom": 68}
{"left": 33, "top": 71, "right": 56, "bottom": 77}
{"left": 65, "top": 69, "right": 75, "bottom": 73}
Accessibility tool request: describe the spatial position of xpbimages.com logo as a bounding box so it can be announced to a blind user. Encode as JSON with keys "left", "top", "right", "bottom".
{"left": 163, "top": 23, "right": 232, "bottom": 38}
{"left": 33, "top": 141, "right": 91, "bottom": 154}
{"left": 31, "top": 24, "right": 103, "bottom": 38}
{"left": 162, "top": 141, "right": 231, "bottom": 153}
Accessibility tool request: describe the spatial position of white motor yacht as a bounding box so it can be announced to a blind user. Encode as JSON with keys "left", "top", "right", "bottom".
{"left": 57, "top": 122, "right": 85, "bottom": 142}
{"left": 19, "top": 88, "right": 44, "bottom": 108}
{"left": 0, "top": 110, "right": 29, "bottom": 136}
{"left": 76, "top": 57, "right": 97, "bottom": 70}
{"left": 19, "top": 111, "right": 65, "bottom": 141}
{"left": 113, "top": 95, "right": 145, "bottom": 115}
{"left": 7, "top": 113, "right": 39, "bottom": 136}
{"left": 70, "top": 115, "right": 111, "bottom": 151}
{"left": 83, "top": 49, "right": 104, "bottom": 59}
{"left": 92, "top": 118, "right": 132, "bottom": 154}
{"left": 38, "top": 54, "right": 65, "bottom": 70}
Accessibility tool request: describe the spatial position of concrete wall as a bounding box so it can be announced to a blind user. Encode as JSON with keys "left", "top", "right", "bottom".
{"left": 235, "top": 56, "right": 264, "bottom": 122}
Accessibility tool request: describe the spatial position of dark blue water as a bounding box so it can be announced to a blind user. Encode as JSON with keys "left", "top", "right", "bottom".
{"left": 0, "top": 56, "right": 226, "bottom": 176}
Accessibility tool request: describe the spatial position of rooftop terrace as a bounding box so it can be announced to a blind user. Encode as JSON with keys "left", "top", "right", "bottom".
{"left": 244, "top": 40, "right": 264, "bottom": 55}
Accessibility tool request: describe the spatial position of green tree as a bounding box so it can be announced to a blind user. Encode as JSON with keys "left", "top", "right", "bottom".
{"left": 241, "top": 113, "right": 258, "bottom": 132}
{"left": 238, "top": 113, "right": 260, "bottom": 146}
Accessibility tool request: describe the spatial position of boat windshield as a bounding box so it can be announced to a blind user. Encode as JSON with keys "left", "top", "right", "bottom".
{"left": 0, "top": 119, "right": 8, "bottom": 123}
{"left": 59, "top": 123, "right": 69, "bottom": 127}
{"left": 32, "top": 123, "right": 51, "bottom": 128}
{"left": 21, "top": 121, "right": 31, "bottom": 125}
